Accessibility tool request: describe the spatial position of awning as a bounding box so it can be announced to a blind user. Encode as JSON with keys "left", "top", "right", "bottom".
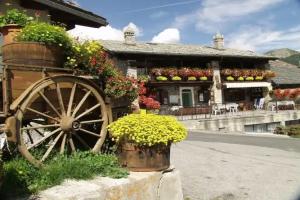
{"left": 223, "top": 82, "right": 271, "bottom": 88}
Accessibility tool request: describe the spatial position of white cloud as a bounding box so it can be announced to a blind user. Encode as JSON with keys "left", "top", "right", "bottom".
{"left": 68, "top": 22, "right": 142, "bottom": 41}
{"left": 151, "top": 28, "right": 180, "bottom": 44}
{"left": 226, "top": 25, "right": 300, "bottom": 52}
{"left": 174, "top": 0, "right": 285, "bottom": 33}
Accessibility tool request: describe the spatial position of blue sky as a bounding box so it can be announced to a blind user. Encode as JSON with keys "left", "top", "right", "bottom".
{"left": 72, "top": 0, "right": 300, "bottom": 53}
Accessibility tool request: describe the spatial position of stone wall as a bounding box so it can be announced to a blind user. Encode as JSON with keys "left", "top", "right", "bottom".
{"left": 38, "top": 168, "right": 183, "bottom": 200}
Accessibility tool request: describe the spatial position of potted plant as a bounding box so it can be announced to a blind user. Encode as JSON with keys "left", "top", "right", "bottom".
{"left": 2, "top": 21, "right": 72, "bottom": 67}
{"left": 0, "top": 9, "right": 33, "bottom": 45}
{"left": 107, "top": 113, "right": 187, "bottom": 171}
{"left": 200, "top": 76, "right": 208, "bottom": 81}
{"left": 255, "top": 76, "right": 264, "bottom": 81}
{"left": 245, "top": 77, "right": 254, "bottom": 81}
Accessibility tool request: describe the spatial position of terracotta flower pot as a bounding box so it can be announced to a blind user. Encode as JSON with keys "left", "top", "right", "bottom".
{"left": 118, "top": 142, "right": 170, "bottom": 172}
{"left": 2, "top": 42, "right": 64, "bottom": 68}
{"left": 0, "top": 24, "right": 22, "bottom": 45}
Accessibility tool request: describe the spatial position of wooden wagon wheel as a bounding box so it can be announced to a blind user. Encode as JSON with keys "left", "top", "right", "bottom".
{"left": 15, "top": 76, "right": 108, "bottom": 167}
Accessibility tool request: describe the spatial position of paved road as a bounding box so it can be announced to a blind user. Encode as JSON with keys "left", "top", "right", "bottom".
{"left": 188, "top": 132, "right": 300, "bottom": 153}
{"left": 171, "top": 132, "right": 300, "bottom": 200}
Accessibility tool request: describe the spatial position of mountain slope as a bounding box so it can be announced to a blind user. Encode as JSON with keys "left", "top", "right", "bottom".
{"left": 282, "top": 54, "right": 300, "bottom": 66}
{"left": 265, "top": 48, "right": 299, "bottom": 58}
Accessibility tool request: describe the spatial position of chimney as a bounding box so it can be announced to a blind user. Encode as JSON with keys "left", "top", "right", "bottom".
{"left": 213, "top": 33, "right": 224, "bottom": 49}
{"left": 124, "top": 26, "right": 136, "bottom": 45}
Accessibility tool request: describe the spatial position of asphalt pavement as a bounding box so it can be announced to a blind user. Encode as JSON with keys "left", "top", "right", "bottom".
{"left": 171, "top": 131, "right": 300, "bottom": 200}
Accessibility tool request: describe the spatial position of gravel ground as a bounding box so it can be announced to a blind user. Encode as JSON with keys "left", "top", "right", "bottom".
{"left": 171, "top": 138, "right": 300, "bottom": 200}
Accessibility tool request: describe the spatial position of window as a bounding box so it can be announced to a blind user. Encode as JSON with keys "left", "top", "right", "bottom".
{"left": 224, "top": 89, "right": 245, "bottom": 102}
{"left": 198, "top": 89, "right": 210, "bottom": 103}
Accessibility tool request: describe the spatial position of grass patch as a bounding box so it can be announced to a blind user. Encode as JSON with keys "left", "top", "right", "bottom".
{"left": 0, "top": 152, "right": 128, "bottom": 199}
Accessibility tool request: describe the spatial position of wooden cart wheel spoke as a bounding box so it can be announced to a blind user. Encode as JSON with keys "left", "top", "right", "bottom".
{"left": 41, "top": 131, "right": 64, "bottom": 162}
{"left": 38, "top": 91, "right": 62, "bottom": 118}
{"left": 73, "top": 132, "right": 90, "bottom": 149}
{"left": 71, "top": 90, "right": 92, "bottom": 117}
{"left": 28, "top": 124, "right": 45, "bottom": 137}
{"left": 67, "top": 83, "right": 77, "bottom": 116}
{"left": 21, "top": 124, "right": 60, "bottom": 131}
{"left": 80, "top": 119, "right": 104, "bottom": 124}
{"left": 26, "top": 107, "right": 59, "bottom": 122}
{"left": 56, "top": 83, "right": 66, "bottom": 116}
{"left": 16, "top": 76, "right": 109, "bottom": 167}
{"left": 79, "top": 128, "right": 101, "bottom": 137}
{"left": 69, "top": 138, "right": 76, "bottom": 152}
{"left": 27, "top": 128, "right": 61, "bottom": 150}
{"left": 60, "top": 133, "right": 67, "bottom": 154}
{"left": 75, "top": 103, "right": 101, "bottom": 120}
{"left": 26, "top": 130, "right": 34, "bottom": 144}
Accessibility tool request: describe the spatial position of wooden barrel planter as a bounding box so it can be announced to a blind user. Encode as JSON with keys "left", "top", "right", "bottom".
{"left": 0, "top": 24, "right": 22, "bottom": 45}
{"left": 2, "top": 42, "right": 64, "bottom": 68}
{"left": 118, "top": 142, "right": 170, "bottom": 172}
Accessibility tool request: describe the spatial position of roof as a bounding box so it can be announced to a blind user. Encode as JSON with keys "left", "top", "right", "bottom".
{"left": 270, "top": 60, "right": 300, "bottom": 85}
{"left": 100, "top": 40, "right": 276, "bottom": 59}
{"left": 30, "top": 0, "right": 108, "bottom": 28}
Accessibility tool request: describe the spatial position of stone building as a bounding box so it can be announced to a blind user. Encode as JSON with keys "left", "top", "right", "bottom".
{"left": 100, "top": 28, "right": 276, "bottom": 111}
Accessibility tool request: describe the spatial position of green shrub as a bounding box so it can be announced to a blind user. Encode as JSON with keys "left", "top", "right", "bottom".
{"left": 0, "top": 9, "right": 33, "bottom": 27}
{"left": 237, "top": 77, "right": 244, "bottom": 81}
{"left": 107, "top": 113, "right": 187, "bottom": 146}
{"left": 274, "top": 125, "right": 300, "bottom": 138}
{"left": 0, "top": 152, "right": 128, "bottom": 198}
{"left": 255, "top": 76, "right": 264, "bottom": 81}
{"left": 16, "top": 22, "right": 72, "bottom": 53}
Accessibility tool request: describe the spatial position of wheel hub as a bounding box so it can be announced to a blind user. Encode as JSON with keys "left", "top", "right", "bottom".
{"left": 60, "top": 117, "right": 80, "bottom": 131}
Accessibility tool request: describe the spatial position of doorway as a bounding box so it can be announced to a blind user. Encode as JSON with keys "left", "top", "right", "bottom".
{"left": 180, "top": 87, "right": 194, "bottom": 107}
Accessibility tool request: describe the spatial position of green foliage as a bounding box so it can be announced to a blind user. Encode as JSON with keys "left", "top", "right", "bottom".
{"left": 156, "top": 76, "right": 168, "bottom": 81}
{"left": 0, "top": 152, "right": 128, "bottom": 198}
{"left": 172, "top": 76, "right": 182, "bottom": 81}
{"left": 274, "top": 125, "right": 300, "bottom": 138}
{"left": 237, "top": 77, "right": 244, "bottom": 81}
{"left": 107, "top": 114, "right": 188, "bottom": 146}
{"left": 16, "top": 22, "right": 72, "bottom": 53}
{"left": 0, "top": 9, "right": 33, "bottom": 27}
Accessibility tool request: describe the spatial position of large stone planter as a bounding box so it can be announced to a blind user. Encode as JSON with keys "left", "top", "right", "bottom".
{"left": 118, "top": 142, "right": 170, "bottom": 172}
{"left": 2, "top": 42, "right": 64, "bottom": 68}
{"left": 0, "top": 24, "right": 22, "bottom": 45}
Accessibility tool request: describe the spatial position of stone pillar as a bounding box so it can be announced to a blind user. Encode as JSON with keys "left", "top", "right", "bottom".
{"left": 211, "top": 61, "right": 223, "bottom": 104}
